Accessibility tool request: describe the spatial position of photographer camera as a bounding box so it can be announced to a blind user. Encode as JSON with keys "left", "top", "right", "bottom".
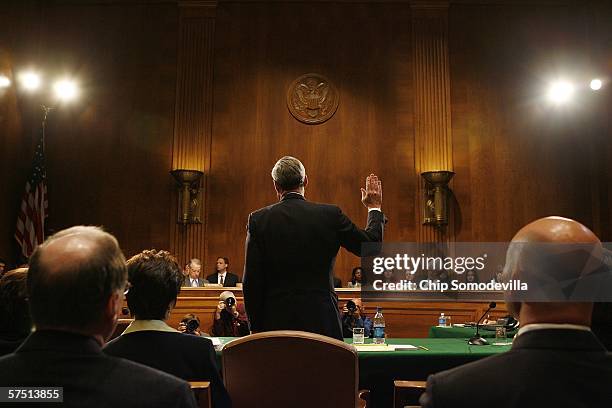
{"left": 211, "top": 291, "right": 250, "bottom": 337}
{"left": 341, "top": 298, "right": 373, "bottom": 338}
{"left": 178, "top": 313, "right": 208, "bottom": 337}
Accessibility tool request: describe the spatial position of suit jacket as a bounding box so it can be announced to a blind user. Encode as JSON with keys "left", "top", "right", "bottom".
{"left": 206, "top": 272, "right": 240, "bottom": 287}
{"left": 419, "top": 329, "right": 612, "bottom": 408}
{"left": 243, "top": 193, "right": 384, "bottom": 340}
{"left": 0, "top": 330, "right": 196, "bottom": 408}
{"left": 0, "top": 333, "right": 26, "bottom": 357}
{"left": 182, "top": 277, "right": 208, "bottom": 287}
{"left": 104, "top": 331, "right": 231, "bottom": 408}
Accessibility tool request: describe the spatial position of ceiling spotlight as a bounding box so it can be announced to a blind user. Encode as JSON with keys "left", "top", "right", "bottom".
{"left": 19, "top": 71, "right": 41, "bottom": 91}
{"left": 53, "top": 79, "right": 78, "bottom": 101}
{"left": 0, "top": 75, "right": 10, "bottom": 88}
{"left": 547, "top": 81, "right": 574, "bottom": 105}
{"left": 590, "top": 79, "right": 602, "bottom": 91}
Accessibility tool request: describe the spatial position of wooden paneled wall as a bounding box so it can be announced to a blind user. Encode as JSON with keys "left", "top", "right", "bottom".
{"left": 0, "top": 1, "right": 611, "bottom": 290}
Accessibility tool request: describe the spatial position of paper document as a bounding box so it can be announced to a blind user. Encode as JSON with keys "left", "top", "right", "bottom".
{"left": 353, "top": 344, "right": 419, "bottom": 352}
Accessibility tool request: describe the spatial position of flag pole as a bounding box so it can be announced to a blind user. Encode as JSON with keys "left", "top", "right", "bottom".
{"left": 41, "top": 104, "right": 53, "bottom": 150}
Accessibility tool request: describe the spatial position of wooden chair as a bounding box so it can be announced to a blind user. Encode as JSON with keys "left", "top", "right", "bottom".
{"left": 394, "top": 380, "right": 426, "bottom": 408}
{"left": 189, "top": 381, "right": 211, "bottom": 408}
{"left": 222, "top": 330, "right": 369, "bottom": 408}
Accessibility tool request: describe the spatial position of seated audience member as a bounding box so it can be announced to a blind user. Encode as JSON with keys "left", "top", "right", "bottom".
{"left": 465, "top": 269, "right": 479, "bottom": 284}
{"left": 341, "top": 299, "right": 372, "bottom": 338}
{"left": 347, "top": 267, "right": 364, "bottom": 288}
{"left": 183, "top": 258, "right": 208, "bottom": 287}
{"left": 178, "top": 313, "right": 210, "bottom": 337}
{"left": 207, "top": 257, "right": 240, "bottom": 287}
{"left": 420, "top": 217, "right": 612, "bottom": 408}
{"left": 0, "top": 226, "right": 197, "bottom": 407}
{"left": 0, "top": 268, "right": 31, "bottom": 356}
{"left": 104, "top": 250, "right": 231, "bottom": 408}
{"left": 382, "top": 269, "right": 398, "bottom": 284}
{"left": 211, "top": 291, "right": 249, "bottom": 337}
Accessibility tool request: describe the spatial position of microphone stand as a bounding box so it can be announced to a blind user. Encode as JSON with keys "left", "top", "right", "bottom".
{"left": 468, "top": 302, "right": 497, "bottom": 346}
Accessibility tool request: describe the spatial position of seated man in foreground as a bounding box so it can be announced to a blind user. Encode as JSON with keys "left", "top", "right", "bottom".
{"left": 420, "top": 216, "right": 612, "bottom": 407}
{"left": 104, "top": 249, "right": 231, "bottom": 408}
{"left": 0, "top": 226, "right": 197, "bottom": 408}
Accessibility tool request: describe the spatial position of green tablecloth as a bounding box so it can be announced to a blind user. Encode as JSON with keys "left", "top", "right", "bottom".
{"left": 429, "top": 325, "right": 518, "bottom": 339}
{"left": 215, "top": 337, "right": 512, "bottom": 407}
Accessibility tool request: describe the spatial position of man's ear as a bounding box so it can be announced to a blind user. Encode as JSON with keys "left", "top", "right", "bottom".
{"left": 105, "top": 291, "right": 122, "bottom": 321}
{"left": 303, "top": 175, "right": 308, "bottom": 188}
{"left": 273, "top": 181, "right": 282, "bottom": 195}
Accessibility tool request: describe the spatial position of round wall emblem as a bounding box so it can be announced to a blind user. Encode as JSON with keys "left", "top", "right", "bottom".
{"left": 287, "top": 73, "right": 339, "bottom": 124}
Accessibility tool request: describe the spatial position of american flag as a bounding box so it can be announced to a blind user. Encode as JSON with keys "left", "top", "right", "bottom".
{"left": 15, "top": 130, "right": 48, "bottom": 258}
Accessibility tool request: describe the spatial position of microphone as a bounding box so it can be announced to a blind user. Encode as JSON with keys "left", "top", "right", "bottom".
{"left": 468, "top": 302, "right": 496, "bottom": 346}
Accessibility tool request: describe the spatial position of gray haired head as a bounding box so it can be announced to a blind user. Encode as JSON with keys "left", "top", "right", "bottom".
{"left": 271, "top": 156, "right": 306, "bottom": 190}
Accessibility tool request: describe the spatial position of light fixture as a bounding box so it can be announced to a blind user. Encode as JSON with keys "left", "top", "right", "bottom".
{"left": 590, "top": 78, "right": 602, "bottom": 91}
{"left": 0, "top": 75, "right": 10, "bottom": 88}
{"left": 18, "top": 71, "right": 41, "bottom": 91}
{"left": 547, "top": 80, "right": 574, "bottom": 105}
{"left": 170, "top": 169, "right": 204, "bottom": 224}
{"left": 53, "top": 79, "right": 78, "bottom": 101}
{"left": 422, "top": 171, "right": 454, "bottom": 226}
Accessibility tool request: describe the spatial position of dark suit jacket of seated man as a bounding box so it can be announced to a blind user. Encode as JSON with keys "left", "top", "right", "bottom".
{"left": 206, "top": 272, "right": 240, "bottom": 287}
{"left": 243, "top": 156, "right": 384, "bottom": 341}
{"left": 0, "top": 330, "right": 197, "bottom": 408}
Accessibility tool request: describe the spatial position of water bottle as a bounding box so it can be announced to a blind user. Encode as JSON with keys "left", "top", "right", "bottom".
{"left": 373, "top": 307, "right": 386, "bottom": 344}
{"left": 438, "top": 312, "right": 447, "bottom": 327}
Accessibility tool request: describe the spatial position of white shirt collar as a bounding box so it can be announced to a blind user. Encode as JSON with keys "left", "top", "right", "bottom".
{"left": 122, "top": 319, "right": 178, "bottom": 335}
{"left": 517, "top": 323, "right": 591, "bottom": 337}
{"left": 218, "top": 271, "right": 227, "bottom": 277}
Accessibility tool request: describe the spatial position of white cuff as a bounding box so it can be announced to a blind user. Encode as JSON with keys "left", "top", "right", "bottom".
{"left": 368, "top": 207, "right": 382, "bottom": 212}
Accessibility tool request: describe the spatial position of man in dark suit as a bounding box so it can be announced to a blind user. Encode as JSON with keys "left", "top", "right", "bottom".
{"left": 0, "top": 268, "right": 30, "bottom": 357}
{"left": 182, "top": 258, "right": 209, "bottom": 287}
{"left": 243, "top": 156, "right": 384, "bottom": 340}
{"left": 104, "top": 249, "right": 230, "bottom": 408}
{"left": 420, "top": 217, "right": 612, "bottom": 408}
{"left": 0, "top": 226, "right": 196, "bottom": 408}
{"left": 207, "top": 257, "right": 240, "bottom": 287}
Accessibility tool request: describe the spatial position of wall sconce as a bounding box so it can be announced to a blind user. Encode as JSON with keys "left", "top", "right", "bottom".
{"left": 170, "top": 169, "right": 204, "bottom": 225}
{"left": 421, "top": 171, "right": 454, "bottom": 226}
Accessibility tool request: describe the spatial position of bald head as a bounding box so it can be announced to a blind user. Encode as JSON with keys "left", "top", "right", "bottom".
{"left": 503, "top": 216, "right": 602, "bottom": 326}
{"left": 28, "top": 226, "right": 127, "bottom": 334}
{"left": 511, "top": 216, "right": 600, "bottom": 245}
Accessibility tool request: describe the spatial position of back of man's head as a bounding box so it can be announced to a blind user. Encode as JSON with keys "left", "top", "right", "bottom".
{"left": 27, "top": 226, "right": 127, "bottom": 334}
{"left": 503, "top": 216, "right": 601, "bottom": 326}
{"left": 271, "top": 156, "right": 306, "bottom": 191}
{"left": 126, "top": 249, "right": 182, "bottom": 320}
{"left": 0, "top": 268, "right": 31, "bottom": 337}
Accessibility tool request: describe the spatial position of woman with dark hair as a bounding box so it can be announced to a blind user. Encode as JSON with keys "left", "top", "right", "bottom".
{"left": 348, "top": 267, "right": 365, "bottom": 288}
{"left": 0, "top": 268, "right": 31, "bottom": 356}
{"left": 104, "top": 250, "right": 230, "bottom": 408}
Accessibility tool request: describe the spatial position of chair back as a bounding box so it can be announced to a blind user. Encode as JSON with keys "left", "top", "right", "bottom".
{"left": 222, "top": 330, "right": 359, "bottom": 408}
{"left": 189, "top": 381, "right": 211, "bottom": 408}
{"left": 394, "top": 380, "right": 426, "bottom": 408}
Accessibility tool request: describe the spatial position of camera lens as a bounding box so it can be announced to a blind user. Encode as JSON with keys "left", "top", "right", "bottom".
{"left": 225, "top": 297, "right": 236, "bottom": 307}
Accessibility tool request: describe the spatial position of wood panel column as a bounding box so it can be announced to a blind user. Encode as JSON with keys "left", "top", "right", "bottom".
{"left": 411, "top": 3, "right": 455, "bottom": 243}
{"left": 169, "top": 1, "right": 217, "bottom": 265}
